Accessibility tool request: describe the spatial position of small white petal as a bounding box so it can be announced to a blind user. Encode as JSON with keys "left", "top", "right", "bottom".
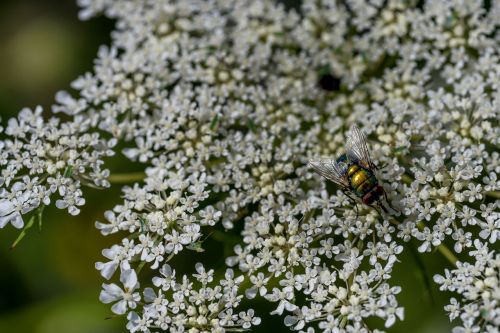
{"left": 111, "top": 300, "right": 128, "bottom": 315}
{"left": 143, "top": 288, "right": 156, "bottom": 302}
{"left": 96, "top": 261, "right": 119, "bottom": 280}
{"left": 11, "top": 214, "right": 24, "bottom": 229}
{"left": 0, "top": 214, "right": 13, "bottom": 228}
{"left": 121, "top": 269, "right": 138, "bottom": 291}
{"left": 0, "top": 200, "right": 14, "bottom": 216}
{"left": 245, "top": 287, "right": 258, "bottom": 299}
{"left": 100, "top": 283, "right": 124, "bottom": 303}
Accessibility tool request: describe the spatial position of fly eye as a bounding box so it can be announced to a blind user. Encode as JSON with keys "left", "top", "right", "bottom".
{"left": 318, "top": 73, "right": 341, "bottom": 92}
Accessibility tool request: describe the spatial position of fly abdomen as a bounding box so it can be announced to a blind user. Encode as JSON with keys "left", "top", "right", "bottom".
{"left": 348, "top": 165, "right": 377, "bottom": 197}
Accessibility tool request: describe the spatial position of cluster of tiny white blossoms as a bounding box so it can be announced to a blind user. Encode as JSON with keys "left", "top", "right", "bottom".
{"left": 434, "top": 241, "right": 500, "bottom": 332}
{"left": 94, "top": 160, "right": 215, "bottom": 279}
{"left": 0, "top": 105, "right": 115, "bottom": 228}
{"left": 1, "top": 0, "right": 499, "bottom": 332}
{"left": 100, "top": 262, "right": 258, "bottom": 332}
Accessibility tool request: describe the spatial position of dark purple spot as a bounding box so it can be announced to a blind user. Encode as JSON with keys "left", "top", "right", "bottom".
{"left": 318, "top": 74, "right": 341, "bottom": 92}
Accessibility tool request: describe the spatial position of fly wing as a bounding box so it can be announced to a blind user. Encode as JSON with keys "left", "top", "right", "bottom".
{"left": 345, "top": 125, "right": 374, "bottom": 169}
{"left": 309, "top": 158, "right": 350, "bottom": 188}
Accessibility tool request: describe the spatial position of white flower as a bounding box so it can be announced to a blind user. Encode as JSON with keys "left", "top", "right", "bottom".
{"left": 95, "top": 210, "right": 120, "bottom": 235}
{"left": 95, "top": 245, "right": 123, "bottom": 279}
{"left": 100, "top": 264, "right": 140, "bottom": 315}
{"left": 239, "top": 309, "right": 261, "bottom": 329}
{"left": 0, "top": 199, "right": 24, "bottom": 229}
{"left": 193, "top": 262, "right": 214, "bottom": 285}
{"left": 199, "top": 205, "right": 222, "bottom": 226}
{"left": 265, "top": 286, "right": 297, "bottom": 315}
{"left": 478, "top": 215, "right": 500, "bottom": 244}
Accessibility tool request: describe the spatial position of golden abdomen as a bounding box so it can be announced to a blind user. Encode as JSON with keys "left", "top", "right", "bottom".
{"left": 351, "top": 169, "right": 369, "bottom": 187}
{"left": 349, "top": 167, "right": 377, "bottom": 196}
{"left": 347, "top": 164, "right": 360, "bottom": 176}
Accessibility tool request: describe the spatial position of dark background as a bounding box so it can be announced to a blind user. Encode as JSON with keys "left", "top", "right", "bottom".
{"left": 0, "top": 1, "right": 453, "bottom": 332}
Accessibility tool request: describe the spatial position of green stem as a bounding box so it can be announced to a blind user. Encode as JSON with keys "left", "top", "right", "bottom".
{"left": 485, "top": 191, "right": 500, "bottom": 199}
{"left": 340, "top": 316, "right": 347, "bottom": 329}
{"left": 108, "top": 172, "right": 145, "bottom": 184}
{"left": 136, "top": 261, "right": 147, "bottom": 275}
{"left": 401, "top": 174, "right": 413, "bottom": 184}
{"left": 436, "top": 243, "right": 458, "bottom": 267}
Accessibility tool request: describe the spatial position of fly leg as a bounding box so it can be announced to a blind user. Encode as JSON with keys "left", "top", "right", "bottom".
{"left": 368, "top": 202, "right": 383, "bottom": 218}
{"left": 342, "top": 190, "right": 359, "bottom": 219}
{"left": 383, "top": 190, "right": 399, "bottom": 215}
{"left": 378, "top": 202, "right": 388, "bottom": 214}
{"left": 373, "top": 161, "right": 388, "bottom": 170}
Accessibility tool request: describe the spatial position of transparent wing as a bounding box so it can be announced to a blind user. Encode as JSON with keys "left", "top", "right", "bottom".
{"left": 345, "top": 125, "right": 374, "bottom": 169}
{"left": 309, "top": 158, "right": 350, "bottom": 188}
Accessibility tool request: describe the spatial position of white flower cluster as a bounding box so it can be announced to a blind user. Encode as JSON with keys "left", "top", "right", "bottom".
{"left": 0, "top": 106, "right": 115, "bottom": 229}
{"left": 388, "top": 70, "right": 500, "bottom": 254}
{"left": 226, "top": 196, "right": 404, "bottom": 331}
{"left": 1, "top": 0, "right": 499, "bottom": 332}
{"left": 434, "top": 240, "right": 500, "bottom": 332}
{"left": 100, "top": 262, "right": 259, "bottom": 333}
{"left": 95, "top": 162, "right": 216, "bottom": 279}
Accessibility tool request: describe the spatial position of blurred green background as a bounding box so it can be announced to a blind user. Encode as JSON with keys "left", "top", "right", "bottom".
{"left": 0, "top": 1, "right": 454, "bottom": 332}
{"left": 0, "top": 1, "right": 125, "bottom": 332}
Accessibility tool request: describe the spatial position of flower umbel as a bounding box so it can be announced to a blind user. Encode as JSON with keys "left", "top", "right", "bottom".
{"left": 0, "top": 0, "right": 499, "bottom": 332}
